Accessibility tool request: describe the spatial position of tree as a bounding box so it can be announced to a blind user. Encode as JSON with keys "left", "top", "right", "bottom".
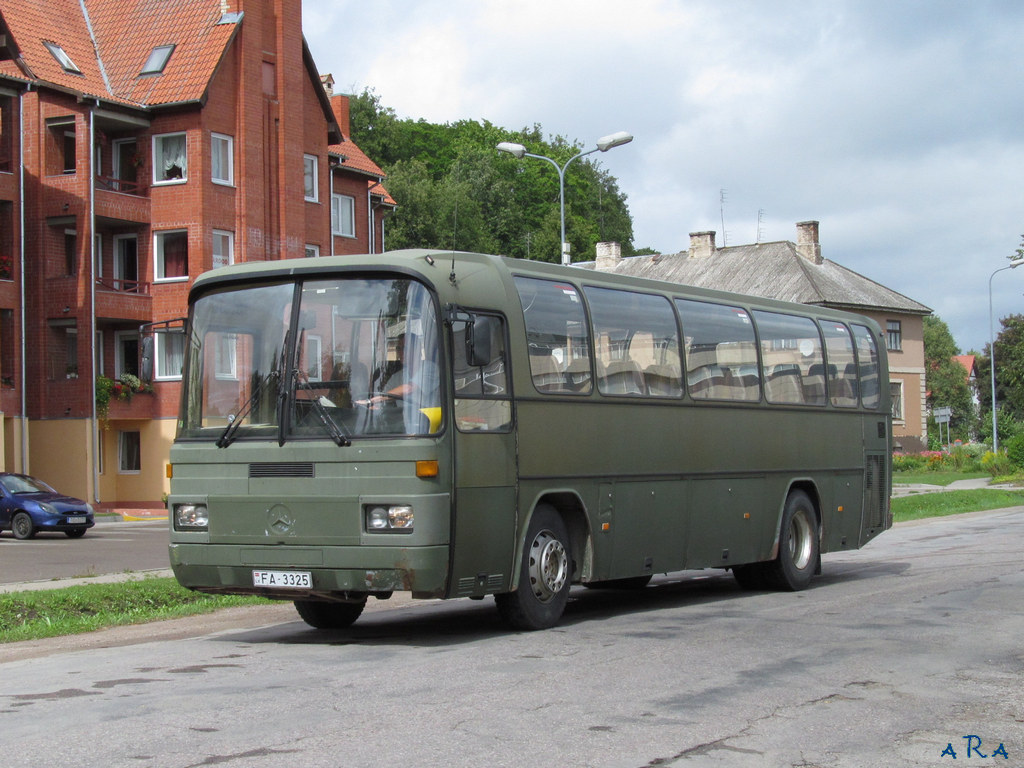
{"left": 923, "top": 315, "right": 974, "bottom": 441}
{"left": 348, "top": 89, "right": 636, "bottom": 262}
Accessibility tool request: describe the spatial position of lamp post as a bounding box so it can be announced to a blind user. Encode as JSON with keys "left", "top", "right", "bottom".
{"left": 988, "top": 258, "right": 1024, "bottom": 452}
{"left": 497, "top": 131, "right": 633, "bottom": 265}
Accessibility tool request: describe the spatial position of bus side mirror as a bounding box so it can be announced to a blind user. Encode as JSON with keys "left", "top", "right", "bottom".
{"left": 467, "top": 316, "right": 494, "bottom": 367}
{"left": 140, "top": 336, "right": 154, "bottom": 384}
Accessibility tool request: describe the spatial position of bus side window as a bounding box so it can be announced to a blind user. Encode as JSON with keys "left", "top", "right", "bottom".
{"left": 851, "top": 324, "right": 882, "bottom": 409}
{"left": 584, "top": 286, "right": 682, "bottom": 398}
{"left": 676, "top": 299, "right": 759, "bottom": 401}
{"left": 821, "top": 322, "right": 859, "bottom": 407}
{"left": 753, "top": 310, "right": 826, "bottom": 406}
{"left": 452, "top": 314, "right": 511, "bottom": 432}
{"left": 514, "top": 276, "right": 592, "bottom": 395}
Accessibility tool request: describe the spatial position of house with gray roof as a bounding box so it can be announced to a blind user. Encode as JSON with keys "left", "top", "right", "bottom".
{"left": 584, "top": 221, "right": 931, "bottom": 451}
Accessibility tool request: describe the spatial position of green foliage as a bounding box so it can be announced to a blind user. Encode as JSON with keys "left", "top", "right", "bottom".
{"left": 981, "top": 450, "right": 1017, "bottom": 477}
{"left": 1003, "top": 432, "right": 1024, "bottom": 469}
{"left": 923, "top": 315, "right": 975, "bottom": 440}
{"left": 349, "top": 88, "right": 638, "bottom": 261}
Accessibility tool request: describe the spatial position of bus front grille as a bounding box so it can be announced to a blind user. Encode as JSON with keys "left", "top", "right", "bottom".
{"left": 249, "top": 462, "right": 315, "bottom": 478}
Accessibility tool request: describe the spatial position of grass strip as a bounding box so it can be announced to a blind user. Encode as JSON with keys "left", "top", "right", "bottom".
{"left": 892, "top": 488, "right": 1024, "bottom": 522}
{"left": 0, "top": 577, "right": 269, "bottom": 644}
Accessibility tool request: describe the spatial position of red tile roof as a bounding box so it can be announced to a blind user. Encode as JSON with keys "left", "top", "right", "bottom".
{"left": 0, "top": 0, "right": 238, "bottom": 107}
{"left": 329, "top": 136, "right": 385, "bottom": 178}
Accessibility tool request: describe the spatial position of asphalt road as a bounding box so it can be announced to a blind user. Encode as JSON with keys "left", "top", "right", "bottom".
{"left": 0, "top": 517, "right": 171, "bottom": 587}
{"left": 1, "top": 508, "right": 1022, "bottom": 767}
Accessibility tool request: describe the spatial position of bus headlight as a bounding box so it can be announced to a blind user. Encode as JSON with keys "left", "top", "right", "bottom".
{"left": 366, "top": 505, "right": 414, "bottom": 532}
{"left": 175, "top": 503, "right": 209, "bottom": 531}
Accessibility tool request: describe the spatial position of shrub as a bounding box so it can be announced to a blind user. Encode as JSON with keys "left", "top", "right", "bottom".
{"left": 981, "top": 450, "right": 1016, "bottom": 477}
{"left": 1004, "top": 433, "right": 1024, "bottom": 470}
{"left": 892, "top": 453, "right": 928, "bottom": 472}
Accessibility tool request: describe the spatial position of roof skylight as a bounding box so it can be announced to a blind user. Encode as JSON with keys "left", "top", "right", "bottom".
{"left": 42, "top": 41, "right": 81, "bottom": 74}
{"left": 140, "top": 44, "right": 175, "bottom": 76}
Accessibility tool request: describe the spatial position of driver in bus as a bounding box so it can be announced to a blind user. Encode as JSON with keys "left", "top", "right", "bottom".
{"left": 364, "top": 334, "right": 440, "bottom": 413}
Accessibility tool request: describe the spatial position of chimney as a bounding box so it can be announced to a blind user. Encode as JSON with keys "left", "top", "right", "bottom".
{"left": 795, "top": 220, "right": 822, "bottom": 265}
{"left": 688, "top": 231, "right": 716, "bottom": 259}
{"left": 595, "top": 242, "right": 622, "bottom": 271}
{"left": 330, "top": 93, "right": 350, "bottom": 137}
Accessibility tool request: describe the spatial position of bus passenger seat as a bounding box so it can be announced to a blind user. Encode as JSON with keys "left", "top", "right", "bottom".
{"left": 599, "top": 360, "right": 645, "bottom": 395}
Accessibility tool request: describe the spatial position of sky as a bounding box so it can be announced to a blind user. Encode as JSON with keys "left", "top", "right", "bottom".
{"left": 302, "top": 0, "right": 1024, "bottom": 354}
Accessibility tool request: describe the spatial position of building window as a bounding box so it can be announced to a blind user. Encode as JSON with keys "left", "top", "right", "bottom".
{"left": 42, "top": 41, "right": 82, "bottom": 74}
{"left": 303, "top": 154, "right": 318, "bottom": 201}
{"left": 115, "top": 331, "right": 139, "bottom": 377}
{"left": 304, "top": 244, "right": 320, "bottom": 258}
{"left": 0, "top": 308, "right": 14, "bottom": 388}
{"left": 153, "top": 132, "right": 187, "bottom": 183}
{"left": 886, "top": 320, "right": 902, "bottom": 352}
{"left": 331, "top": 193, "right": 355, "bottom": 237}
{"left": 140, "top": 44, "right": 175, "bottom": 76}
{"left": 155, "top": 229, "right": 188, "bottom": 280}
{"left": 114, "top": 234, "right": 139, "bottom": 291}
{"left": 155, "top": 331, "right": 185, "bottom": 380}
{"left": 890, "top": 380, "right": 904, "bottom": 421}
{"left": 47, "top": 321, "right": 77, "bottom": 380}
{"left": 215, "top": 333, "right": 237, "bottom": 379}
{"left": 46, "top": 117, "right": 76, "bottom": 175}
{"left": 119, "top": 431, "right": 141, "bottom": 473}
{"left": 212, "top": 229, "right": 233, "bottom": 269}
{"left": 211, "top": 133, "right": 233, "bottom": 185}
{"left": 64, "top": 229, "right": 77, "bottom": 276}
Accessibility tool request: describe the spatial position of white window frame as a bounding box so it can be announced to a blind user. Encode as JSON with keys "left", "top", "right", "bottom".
{"left": 891, "top": 380, "right": 905, "bottom": 422}
{"left": 154, "top": 331, "right": 185, "bottom": 380}
{"left": 153, "top": 132, "right": 187, "bottom": 184}
{"left": 305, "top": 335, "right": 323, "bottom": 382}
{"left": 141, "top": 44, "right": 175, "bottom": 76}
{"left": 118, "top": 430, "right": 141, "bottom": 474}
{"left": 154, "top": 229, "right": 189, "bottom": 282}
{"left": 215, "top": 333, "right": 238, "bottom": 380}
{"left": 114, "top": 234, "right": 138, "bottom": 288}
{"left": 212, "top": 229, "right": 234, "bottom": 269}
{"left": 303, "top": 154, "right": 318, "bottom": 202}
{"left": 114, "top": 331, "right": 139, "bottom": 378}
{"left": 304, "top": 244, "right": 320, "bottom": 258}
{"left": 331, "top": 193, "right": 355, "bottom": 237}
{"left": 211, "top": 132, "right": 233, "bottom": 186}
{"left": 43, "top": 41, "right": 81, "bottom": 74}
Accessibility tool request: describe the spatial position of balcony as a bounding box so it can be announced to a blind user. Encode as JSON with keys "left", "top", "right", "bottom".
{"left": 94, "top": 181, "right": 151, "bottom": 224}
{"left": 95, "top": 278, "right": 151, "bottom": 322}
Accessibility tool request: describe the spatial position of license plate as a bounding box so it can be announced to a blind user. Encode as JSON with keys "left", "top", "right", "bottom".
{"left": 252, "top": 570, "right": 312, "bottom": 589}
{"left": 66, "top": 516, "right": 86, "bottom": 525}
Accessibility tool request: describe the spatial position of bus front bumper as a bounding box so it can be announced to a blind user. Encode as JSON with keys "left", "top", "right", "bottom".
{"left": 169, "top": 543, "right": 449, "bottom": 600}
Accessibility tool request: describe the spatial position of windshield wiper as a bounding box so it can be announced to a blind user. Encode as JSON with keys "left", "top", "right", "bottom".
{"left": 217, "top": 372, "right": 274, "bottom": 448}
{"left": 304, "top": 391, "right": 352, "bottom": 447}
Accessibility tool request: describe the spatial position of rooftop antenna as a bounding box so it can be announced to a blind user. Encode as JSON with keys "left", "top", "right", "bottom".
{"left": 757, "top": 208, "right": 766, "bottom": 243}
{"left": 719, "top": 188, "right": 729, "bottom": 247}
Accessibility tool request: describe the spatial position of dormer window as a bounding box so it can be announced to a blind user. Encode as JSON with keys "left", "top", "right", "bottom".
{"left": 42, "top": 41, "right": 81, "bottom": 74}
{"left": 140, "top": 44, "right": 175, "bottom": 76}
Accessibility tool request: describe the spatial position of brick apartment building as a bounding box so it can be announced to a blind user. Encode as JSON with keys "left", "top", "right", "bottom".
{"left": 0, "top": 0, "right": 393, "bottom": 510}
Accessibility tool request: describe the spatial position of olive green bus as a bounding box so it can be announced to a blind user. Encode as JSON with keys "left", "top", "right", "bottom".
{"left": 165, "top": 249, "right": 891, "bottom": 631}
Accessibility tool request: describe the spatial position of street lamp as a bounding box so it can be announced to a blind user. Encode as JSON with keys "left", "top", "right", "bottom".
{"left": 988, "top": 258, "right": 1024, "bottom": 452}
{"left": 497, "top": 131, "right": 633, "bottom": 265}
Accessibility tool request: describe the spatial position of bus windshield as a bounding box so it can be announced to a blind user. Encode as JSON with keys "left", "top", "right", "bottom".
{"left": 178, "top": 276, "right": 442, "bottom": 442}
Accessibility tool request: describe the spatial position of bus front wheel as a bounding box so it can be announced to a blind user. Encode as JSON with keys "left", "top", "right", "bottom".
{"left": 294, "top": 598, "right": 366, "bottom": 629}
{"left": 764, "top": 490, "right": 819, "bottom": 591}
{"left": 496, "top": 505, "right": 572, "bottom": 631}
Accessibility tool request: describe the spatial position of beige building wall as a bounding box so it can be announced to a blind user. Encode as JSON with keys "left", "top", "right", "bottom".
{"left": 28, "top": 418, "right": 173, "bottom": 507}
{"left": 865, "top": 310, "right": 927, "bottom": 451}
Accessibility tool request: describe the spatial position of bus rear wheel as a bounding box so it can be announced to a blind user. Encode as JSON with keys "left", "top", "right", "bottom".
{"left": 294, "top": 598, "right": 366, "bottom": 629}
{"left": 496, "top": 504, "right": 572, "bottom": 631}
{"left": 764, "top": 490, "right": 819, "bottom": 591}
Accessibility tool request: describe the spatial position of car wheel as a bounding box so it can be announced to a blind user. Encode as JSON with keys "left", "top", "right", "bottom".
{"left": 12, "top": 511, "right": 36, "bottom": 540}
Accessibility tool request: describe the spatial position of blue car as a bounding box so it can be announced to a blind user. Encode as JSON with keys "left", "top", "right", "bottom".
{"left": 0, "top": 473, "right": 95, "bottom": 540}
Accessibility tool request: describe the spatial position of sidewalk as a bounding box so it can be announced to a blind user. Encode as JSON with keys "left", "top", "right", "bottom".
{"left": 891, "top": 477, "right": 1009, "bottom": 497}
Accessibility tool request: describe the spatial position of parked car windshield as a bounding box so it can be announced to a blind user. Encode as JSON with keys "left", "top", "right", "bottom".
{"left": 178, "top": 276, "right": 442, "bottom": 442}
{"left": 0, "top": 475, "right": 56, "bottom": 495}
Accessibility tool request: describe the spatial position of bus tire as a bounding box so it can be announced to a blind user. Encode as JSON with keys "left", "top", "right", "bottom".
{"left": 294, "top": 598, "right": 366, "bottom": 629}
{"left": 496, "top": 504, "right": 572, "bottom": 631}
{"left": 764, "top": 490, "right": 819, "bottom": 591}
